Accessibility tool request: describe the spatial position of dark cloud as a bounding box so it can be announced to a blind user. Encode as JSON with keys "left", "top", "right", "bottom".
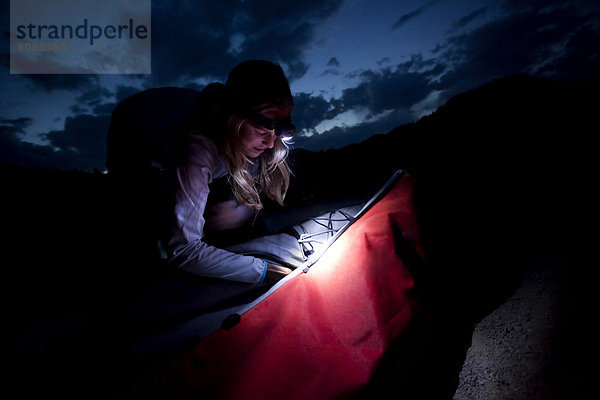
{"left": 450, "top": 6, "right": 488, "bottom": 30}
{"left": 320, "top": 69, "right": 340, "bottom": 77}
{"left": 0, "top": 117, "right": 32, "bottom": 131}
{"left": 144, "top": 1, "right": 236, "bottom": 86}
{"left": 114, "top": 85, "right": 143, "bottom": 102}
{"left": 0, "top": 117, "right": 79, "bottom": 170}
{"left": 2, "top": 88, "right": 118, "bottom": 170}
{"left": 436, "top": 2, "right": 599, "bottom": 95}
{"left": 295, "top": 55, "right": 443, "bottom": 151}
{"left": 292, "top": 92, "right": 339, "bottom": 133}
{"left": 0, "top": 0, "right": 343, "bottom": 92}
{"left": 0, "top": 1, "right": 98, "bottom": 92}
{"left": 235, "top": 20, "right": 313, "bottom": 81}
{"left": 92, "top": 101, "right": 119, "bottom": 117}
{"left": 147, "top": 0, "right": 344, "bottom": 86}
{"left": 501, "top": 0, "right": 570, "bottom": 12}
{"left": 377, "top": 57, "right": 391, "bottom": 67}
{"left": 230, "top": 1, "right": 344, "bottom": 81}
{"left": 538, "top": 22, "right": 600, "bottom": 82}
{"left": 320, "top": 57, "right": 341, "bottom": 76}
{"left": 70, "top": 86, "right": 112, "bottom": 114}
{"left": 22, "top": 74, "right": 101, "bottom": 93}
{"left": 392, "top": 1, "right": 439, "bottom": 30}
{"left": 337, "top": 56, "right": 442, "bottom": 116}
{"left": 392, "top": 9, "right": 422, "bottom": 30}
{"left": 0, "top": 21, "right": 99, "bottom": 92}
{"left": 0, "top": 91, "right": 115, "bottom": 171}
{"left": 42, "top": 113, "right": 111, "bottom": 170}
{"left": 500, "top": 0, "right": 600, "bottom": 21}
{"left": 327, "top": 57, "right": 340, "bottom": 68}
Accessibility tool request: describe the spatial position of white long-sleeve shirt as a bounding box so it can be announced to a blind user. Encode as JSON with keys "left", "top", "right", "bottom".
{"left": 167, "top": 134, "right": 267, "bottom": 283}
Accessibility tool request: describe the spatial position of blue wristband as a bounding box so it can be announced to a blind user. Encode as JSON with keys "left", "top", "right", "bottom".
{"left": 259, "top": 259, "right": 268, "bottom": 283}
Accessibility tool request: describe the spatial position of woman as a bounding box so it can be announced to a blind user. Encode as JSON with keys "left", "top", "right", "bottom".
{"left": 107, "top": 60, "right": 358, "bottom": 284}
{"left": 166, "top": 60, "right": 302, "bottom": 283}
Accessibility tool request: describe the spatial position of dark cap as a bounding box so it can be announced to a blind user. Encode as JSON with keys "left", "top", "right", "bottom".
{"left": 225, "top": 60, "right": 293, "bottom": 109}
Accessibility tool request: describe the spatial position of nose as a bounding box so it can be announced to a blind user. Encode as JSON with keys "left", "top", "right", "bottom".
{"left": 262, "top": 131, "right": 276, "bottom": 149}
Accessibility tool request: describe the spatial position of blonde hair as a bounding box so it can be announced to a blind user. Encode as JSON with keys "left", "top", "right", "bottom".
{"left": 219, "top": 113, "right": 291, "bottom": 211}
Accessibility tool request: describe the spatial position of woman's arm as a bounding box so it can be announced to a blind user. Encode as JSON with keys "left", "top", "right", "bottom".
{"left": 167, "top": 134, "right": 267, "bottom": 283}
{"left": 266, "top": 263, "right": 293, "bottom": 281}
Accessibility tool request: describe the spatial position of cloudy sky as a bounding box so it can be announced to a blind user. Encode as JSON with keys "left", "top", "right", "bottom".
{"left": 1, "top": 0, "right": 599, "bottom": 171}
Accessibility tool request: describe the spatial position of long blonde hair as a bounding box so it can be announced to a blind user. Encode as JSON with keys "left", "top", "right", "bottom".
{"left": 219, "top": 112, "right": 291, "bottom": 211}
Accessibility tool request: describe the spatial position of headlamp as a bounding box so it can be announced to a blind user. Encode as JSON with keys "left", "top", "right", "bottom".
{"left": 237, "top": 108, "right": 296, "bottom": 139}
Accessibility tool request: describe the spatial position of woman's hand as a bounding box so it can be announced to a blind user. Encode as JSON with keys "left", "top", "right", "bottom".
{"left": 266, "top": 262, "right": 293, "bottom": 281}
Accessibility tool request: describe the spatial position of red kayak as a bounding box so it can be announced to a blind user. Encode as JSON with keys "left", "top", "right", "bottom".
{"left": 126, "top": 170, "right": 422, "bottom": 399}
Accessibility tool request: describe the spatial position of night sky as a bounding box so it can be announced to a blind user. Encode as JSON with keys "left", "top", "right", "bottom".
{"left": 1, "top": 0, "right": 599, "bottom": 171}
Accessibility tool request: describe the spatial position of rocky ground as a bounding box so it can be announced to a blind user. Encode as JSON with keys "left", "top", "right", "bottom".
{"left": 454, "top": 250, "right": 591, "bottom": 399}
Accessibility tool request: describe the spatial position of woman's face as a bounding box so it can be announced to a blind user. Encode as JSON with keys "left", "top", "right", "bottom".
{"left": 238, "top": 108, "right": 289, "bottom": 158}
